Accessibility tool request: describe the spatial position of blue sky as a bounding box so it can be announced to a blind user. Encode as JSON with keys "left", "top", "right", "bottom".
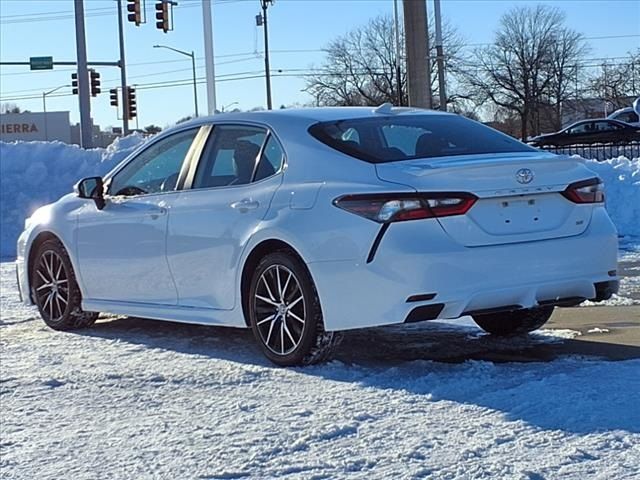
{"left": 1, "top": 0, "right": 638, "bottom": 129}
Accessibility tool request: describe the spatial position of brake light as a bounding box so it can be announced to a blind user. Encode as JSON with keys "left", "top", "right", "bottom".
{"left": 334, "top": 193, "right": 477, "bottom": 223}
{"left": 562, "top": 178, "right": 604, "bottom": 204}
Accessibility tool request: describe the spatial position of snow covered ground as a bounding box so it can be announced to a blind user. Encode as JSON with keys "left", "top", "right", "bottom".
{"left": 2, "top": 263, "right": 639, "bottom": 479}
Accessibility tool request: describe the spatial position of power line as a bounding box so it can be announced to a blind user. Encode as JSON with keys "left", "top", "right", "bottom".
{"left": 3, "top": 58, "right": 637, "bottom": 100}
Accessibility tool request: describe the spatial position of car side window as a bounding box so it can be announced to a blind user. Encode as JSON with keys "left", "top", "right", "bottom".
{"left": 341, "top": 127, "right": 360, "bottom": 144}
{"left": 594, "top": 121, "right": 621, "bottom": 131}
{"left": 568, "top": 123, "right": 587, "bottom": 134}
{"left": 619, "top": 111, "right": 639, "bottom": 123}
{"left": 109, "top": 128, "right": 199, "bottom": 196}
{"left": 193, "top": 125, "right": 267, "bottom": 189}
{"left": 254, "top": 135, "right": 285, "bottom": 182}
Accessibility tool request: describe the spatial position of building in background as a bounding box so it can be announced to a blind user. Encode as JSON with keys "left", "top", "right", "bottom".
{"left": 561, "top": 97, "right": 637, "bottom": 127}
{"left": 0, "top": 111, "right": 120, "bottom": 147}
{"left": 0, "top": 111, "right": 71, "bottom": 143}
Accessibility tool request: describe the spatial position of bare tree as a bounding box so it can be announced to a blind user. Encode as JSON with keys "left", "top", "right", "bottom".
{"left": 305, "top": 14, "right": 464, "bottom": 107}
{"left": 590, "top": 49, "right": 640, "bottom": 110}
{"left": 464, "top": 5, "right": 587, "bottom": 139}
{"left": 143, "top": 125, "right": 162, "bottom": 135}
{"left": 1, "top": 103, "right": 22, "bottom": 114}
{"left": 546, "top": 27, "right": 590, "bottom": 130}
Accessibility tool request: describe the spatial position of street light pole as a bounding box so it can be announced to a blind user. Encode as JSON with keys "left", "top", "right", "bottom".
{"left": 190, "top": 51, "right": 199, "bottom": 117}
{"left": 153, "top": 45, "right": 199, "bottom": 117}
{"left": 221, "top": 101, "right": 239, "bottom": 112}
{"left": 259, "top": 0, "right": 274, "bottom": 110}
{"left": 42, "top": 85, "right": 69, "bottom": 141}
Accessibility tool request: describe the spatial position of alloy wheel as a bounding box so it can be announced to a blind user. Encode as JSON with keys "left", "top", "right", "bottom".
{"left": 34, "top": 250, "right": 70, "bottom": 322}
{"left": 254, "top": 264, "right": 306, "bottom": 356}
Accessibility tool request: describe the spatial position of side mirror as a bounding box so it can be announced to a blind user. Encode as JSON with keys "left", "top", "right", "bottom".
{"left": 75, "top": 176, "right": 106, "bottom": 210}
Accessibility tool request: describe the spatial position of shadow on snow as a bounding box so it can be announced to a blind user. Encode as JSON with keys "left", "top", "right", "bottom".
{"left": 72, "top": 314, "right": 640, "bottom": 435}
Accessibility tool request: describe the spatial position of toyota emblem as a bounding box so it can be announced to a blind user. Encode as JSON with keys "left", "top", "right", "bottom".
{"left": 516, "top": 168, "right": 534, "bottom": 184}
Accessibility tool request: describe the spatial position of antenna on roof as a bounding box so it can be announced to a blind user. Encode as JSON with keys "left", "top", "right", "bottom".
{"left": 373, "top": 103, "right": 394, "bottom": 114}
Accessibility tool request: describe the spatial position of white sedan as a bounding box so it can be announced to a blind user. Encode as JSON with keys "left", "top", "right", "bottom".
{"left": 16, "top": 106, "right": 619, "bottom": 365}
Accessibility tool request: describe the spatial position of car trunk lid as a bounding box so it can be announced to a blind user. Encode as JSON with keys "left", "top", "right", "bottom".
{"left": 375, "top": 152, "right": 598, "bottom": 247}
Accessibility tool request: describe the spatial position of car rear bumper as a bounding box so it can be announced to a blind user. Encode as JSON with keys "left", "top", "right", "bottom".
{"left": 309, "top": 208, "right": 618, "bottom": 331}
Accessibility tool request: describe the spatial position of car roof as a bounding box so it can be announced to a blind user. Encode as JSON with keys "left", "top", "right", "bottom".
{"left": 564, "top": 118, "right": 626, "bottom": 129}
{"left": 172, "top": 106, "right": 453, "bottom": 130}
{"left": 608, "top": 106, "right": 634, "bottom": 116}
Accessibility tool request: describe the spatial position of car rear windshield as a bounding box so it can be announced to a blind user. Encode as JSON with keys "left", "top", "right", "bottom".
{"left": 308, "top": 114, "right": 535, "bottom": 163}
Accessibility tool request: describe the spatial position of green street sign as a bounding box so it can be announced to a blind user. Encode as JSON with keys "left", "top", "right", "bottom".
{"left": 30, "top": 56, "right": 53, "bottom": 70}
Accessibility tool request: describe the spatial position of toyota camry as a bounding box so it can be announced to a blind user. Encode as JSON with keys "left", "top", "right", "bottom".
{"left": 16, "top": 106, "right": 619, "bottom": 365}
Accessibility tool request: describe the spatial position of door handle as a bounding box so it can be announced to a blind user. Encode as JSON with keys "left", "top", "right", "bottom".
{"left": 230, "top": 198, "right": 259, "bottom": 212}
{"left": 148, "top": 207, "right": 167, "bottom": 220}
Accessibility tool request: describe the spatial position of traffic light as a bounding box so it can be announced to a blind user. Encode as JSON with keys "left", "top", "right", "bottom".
{"left": 125, "top": 86, "right": 137, "bottom": 119}
{"left": 71, "top": 72, "right": 78, "bottom": 95}
{"left": 110, "top": 88, "right": 119, "bottom": 107}
{"left": 127, "top": 0, "right": 143, "bottom": 26}
{"left": 89, "top": 69, "right": 101, "bottom": 97}
{"left": 155, "top": 1, "right": 170, "bottom": 33}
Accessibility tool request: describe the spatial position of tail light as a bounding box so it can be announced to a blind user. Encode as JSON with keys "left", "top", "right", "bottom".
{"left": 334, "top": 192, "right": 477, "bottom": 223}
{"left": 562, "top": 178, "right": 604, "bottom": 204}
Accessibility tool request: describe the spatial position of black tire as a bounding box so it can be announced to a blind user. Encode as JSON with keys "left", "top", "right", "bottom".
{"left": 31, "top": 238, "right": 98, "bottom": 331}
{"left": 247, "top": 251, "right": 341, "bottom": 366}
{"left": 472, "top": 306, "right": 554, "bottom": 336}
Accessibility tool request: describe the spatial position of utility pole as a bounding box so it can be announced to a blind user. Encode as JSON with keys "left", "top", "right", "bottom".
{"left": 202, "top": 0, "right": 217, "bottom": 114}
{"left": 393, "top": 0, "right": 403, "bottom": 106}
{"left": 117, "top": 0, "right": 130, "bottom": 135}
{"left": 259, "top": 0, "right": 274, "bottom": 110}
{"left": 74, "top": 0, "right": 92, "bottom": 148}
{"left": 402, "top": 0, "right": 431, "bottom": 108}
{"left": 433, "top": 0, "right": 446, "bottom": 111}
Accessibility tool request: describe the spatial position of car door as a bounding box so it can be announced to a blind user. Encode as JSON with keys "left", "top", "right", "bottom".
{"left": 166, "top": 124, "right": 285, "bottom": 310}
{"left": 564, "top": 122, "right": 592, "bottom": 145}
{"left": 75, "top": 127, "right": 205, "bottom": 305}
{"left": 592, "top": 121, "right": 623, "bottom": 143}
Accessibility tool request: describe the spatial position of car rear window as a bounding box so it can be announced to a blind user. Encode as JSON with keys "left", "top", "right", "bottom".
{"left": 308, "top": 114, "right": 535, "bottom": 163}
{"left": 613, "top": 111, "right": 639, "bottom": 124}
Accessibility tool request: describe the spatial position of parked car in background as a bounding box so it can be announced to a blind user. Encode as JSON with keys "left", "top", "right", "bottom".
{"left": 607, "top": 106, "right": 640, "bottom": 127}
{"left": 16, "top": 107, "right": 619, "bottom": 366}
{"left": 529, "top": 119, "right": 640, "bottom": 147}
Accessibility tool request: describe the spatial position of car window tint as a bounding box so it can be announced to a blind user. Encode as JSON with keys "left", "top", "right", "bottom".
{"left": 341, "top": 127, "right": 360, "bottom": 143}
{"left": 193, "top": 125, "right": 267, "bottom": 189}
{"left": 109, "top": 128, "right": 199, "bottom": 196}
{"left": 568, "top": 123, "right": 590, "bottom": 134}
{"left": 594, "top": 121, "right": 620, "bottom": 131}
{"left": 254, "top": 135, "right": 285, "bottom": 182}
{"left": 382, "top": 124, "right": 430, "bottom": 156}
{"left": 619, "top": 111, "right": 639, "bottom": 123}
{"left": 309, "top": 115, "right": 534, "bottom": 163}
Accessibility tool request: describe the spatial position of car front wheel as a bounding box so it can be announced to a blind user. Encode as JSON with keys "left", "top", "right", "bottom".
{"left": 472, "top": 306, "right": 554, "bottom": 336}
{"left": 248, "top": 251, "right": 340, "bottom": 366}
{"left": 31, "top": 238, "right": 98, "bottom": 330}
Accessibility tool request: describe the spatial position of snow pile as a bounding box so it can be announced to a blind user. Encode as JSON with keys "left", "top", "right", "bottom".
{"left": 584, "top": 156, "right": 640, "bottom": 239}
{"left": 580, "top": 294, "right": 640, "bottom": 307}
{"left": 0, "top": 135, "right": 146, "bottom": 257}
